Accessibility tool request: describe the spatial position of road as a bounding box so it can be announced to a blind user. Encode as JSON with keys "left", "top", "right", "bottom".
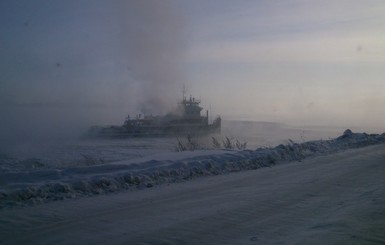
{"left": 1, "top": 144, "right": 385, "bottom": 244}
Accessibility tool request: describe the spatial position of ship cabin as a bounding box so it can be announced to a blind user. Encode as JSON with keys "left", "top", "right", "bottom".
{"left": 179, "top": 95, "right": 209, "bottom": 125}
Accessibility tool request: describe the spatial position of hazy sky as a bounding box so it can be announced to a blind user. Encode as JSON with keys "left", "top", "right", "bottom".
{"left": 1, "top": 0, "right": 385, "bottom": 132}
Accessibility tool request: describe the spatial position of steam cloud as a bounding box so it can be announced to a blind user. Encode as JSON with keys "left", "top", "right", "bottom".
{"left": 113, "top": 1, "right": 186, "bottom": 115}
{"left": 0, "top": 1, "right": 186, "bottom": 150}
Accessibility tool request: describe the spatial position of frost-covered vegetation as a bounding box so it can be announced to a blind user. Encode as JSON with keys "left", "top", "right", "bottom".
{"left": 1, "top": 129, "right": 384, "bottom": 208}
{"left": 176, "top": 135, "right": 247, "bottom": 151}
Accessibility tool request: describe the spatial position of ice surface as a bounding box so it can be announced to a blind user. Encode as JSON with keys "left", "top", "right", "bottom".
{"left": 2, "top": 143, "right": 385, "bottom": 244}
{"left": 1, "top": 125, "right": 384, "bottom": 208}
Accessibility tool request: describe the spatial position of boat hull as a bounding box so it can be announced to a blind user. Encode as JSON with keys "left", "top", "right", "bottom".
{"left": 88, "top": 119, "right": 221, "bottom": 138}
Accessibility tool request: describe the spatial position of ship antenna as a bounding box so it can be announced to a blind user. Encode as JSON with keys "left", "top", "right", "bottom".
{"left": 182, "top": 84, "right": 186, "bottom": 101}
{"left": 210, "top": 103, "right": 212, "bottom": 124}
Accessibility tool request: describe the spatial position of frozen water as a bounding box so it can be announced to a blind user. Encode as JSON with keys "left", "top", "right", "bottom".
{"left": 0, "top": 121, "right": 383, "bottom": 208}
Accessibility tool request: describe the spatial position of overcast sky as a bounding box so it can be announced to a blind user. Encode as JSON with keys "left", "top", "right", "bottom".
{"left": 1, "top": 0, "right": 385, "bottom": 131}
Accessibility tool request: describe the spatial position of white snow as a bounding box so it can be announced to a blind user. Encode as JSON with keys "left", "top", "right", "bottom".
{"left": 1, "top": 139, "right": 384, "bottom": 244}
{"left": 0, "top": 126, "right": 384, "bottom": 208}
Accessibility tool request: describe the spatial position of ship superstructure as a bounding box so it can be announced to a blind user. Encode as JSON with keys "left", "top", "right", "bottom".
{"left": 88, "top": 93, "right": 221, "bottom": 137}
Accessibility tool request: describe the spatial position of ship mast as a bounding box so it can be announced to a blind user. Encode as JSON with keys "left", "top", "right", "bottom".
{"left": 182, "top": 84, "right": 187, "bottom": 102}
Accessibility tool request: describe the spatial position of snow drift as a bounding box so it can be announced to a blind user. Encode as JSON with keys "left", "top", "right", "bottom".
{"left": 1, "top": 129, "right": 384, "bottom": 208}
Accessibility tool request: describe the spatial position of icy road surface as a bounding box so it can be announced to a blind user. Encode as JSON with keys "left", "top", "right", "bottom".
{"left": 1, "top": 144, "right": 384, "bottom": 244}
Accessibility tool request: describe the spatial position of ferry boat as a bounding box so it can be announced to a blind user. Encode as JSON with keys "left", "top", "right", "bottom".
{"left": 88, "top": 93, "right": 221, "bottom": 137}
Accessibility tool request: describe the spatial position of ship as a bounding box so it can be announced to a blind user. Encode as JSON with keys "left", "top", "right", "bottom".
{"left": 88, "top": 93, "right": 221, "bottom": 138}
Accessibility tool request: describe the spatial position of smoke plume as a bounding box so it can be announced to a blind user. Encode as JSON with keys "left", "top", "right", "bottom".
{"left": 113, "top": 1, "right": 186, "bottom": 115}
{"left": 0, "top": 0, "right": 187, "bottom": 150}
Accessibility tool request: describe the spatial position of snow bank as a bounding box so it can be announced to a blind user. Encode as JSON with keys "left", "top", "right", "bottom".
{"left": 1, "top": 129, "right": 384, "bottom": 208}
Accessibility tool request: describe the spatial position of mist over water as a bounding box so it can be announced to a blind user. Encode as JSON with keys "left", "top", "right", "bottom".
{"left": 111, "top": 1, "right": 186, "bottom": 114}
{"left": 221, "top": 120, "right": 343, "bottom": 147}
{"left": 1, "top": 1, "right": 384, "bottom": 158}
{"left": 0, "top": 1, "right": 187, "bottom": 150}
{"left": 0, "top": 119, "right": 342, "bottom": 169}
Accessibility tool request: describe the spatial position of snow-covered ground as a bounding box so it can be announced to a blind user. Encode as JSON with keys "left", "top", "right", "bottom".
{"left": 0, "top": 120, "right": 342, "bottom": 171}
{"left": 1, "top": 137, "right": 384, "bottom": 244}
{"left": 0, "top": 119, "right": 384, "bottom": 209}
